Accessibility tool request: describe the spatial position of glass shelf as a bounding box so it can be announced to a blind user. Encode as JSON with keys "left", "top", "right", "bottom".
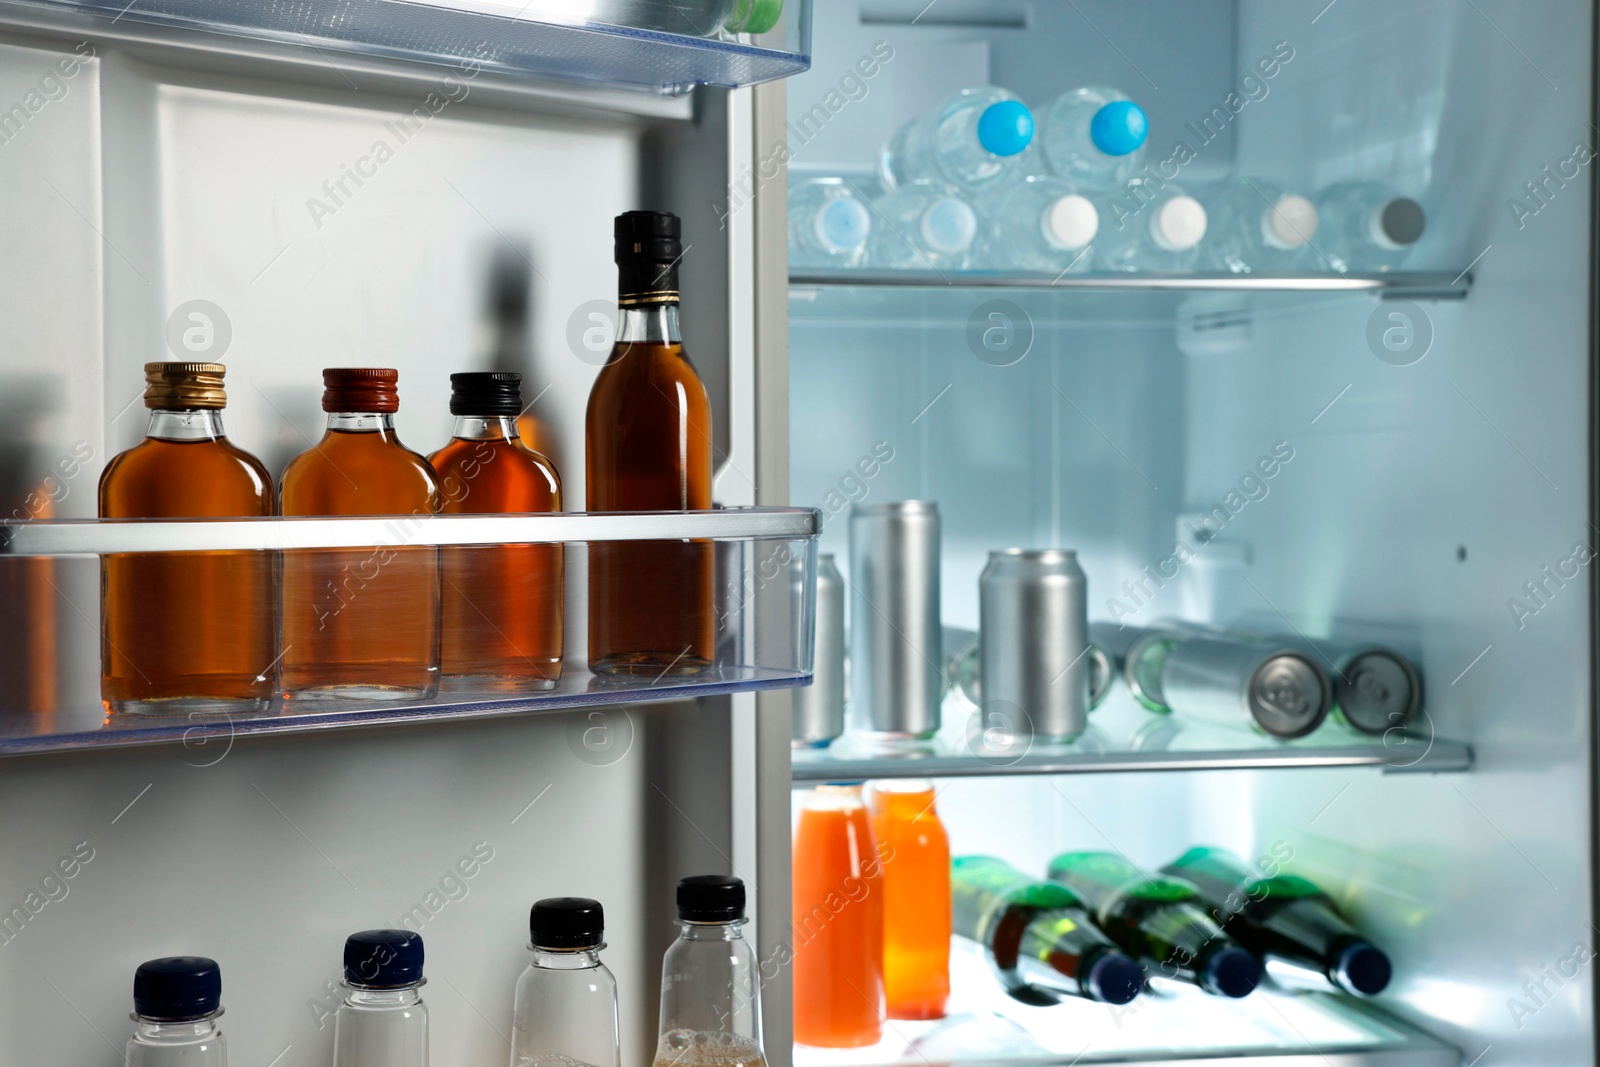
{"left": 0, "top": 507, "right": 817, "bottom": 757}
{"left": 792, "top": 937, "right": 1458, "bottom": 1067}
{"left": 0, "top": 0, "right": 811, "bottom": 93}
{"left": 788, "top": 270, "right": 1472, "bottom": 300}
{"left": 791, "top": 698, "right": 1471, "bottom": 783}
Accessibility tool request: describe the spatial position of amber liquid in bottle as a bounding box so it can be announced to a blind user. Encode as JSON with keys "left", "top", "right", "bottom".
{"left": 430, "top": 414, "right": 563, "bottom": 691}
{"left": 586, "top": 300, "right": 714, "bottom": 677}
{"left": 99, "top": 406, "right": 275, "bottom": 715}
{"left": 280, "top": 404, "right": 441, "bottom": 700}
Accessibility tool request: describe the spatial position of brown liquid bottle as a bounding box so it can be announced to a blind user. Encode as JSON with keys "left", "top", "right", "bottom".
{"left": 98, "top": 362, "right": 275, "bottom": 715}
{"left": 429, "top": 372, "right": 563, "bottom": 692}
{"left": 280, "top": 368, "right": 441, "bottom": 701}
{"left": 585, "top": 211, "right": 714, "bottom": 678}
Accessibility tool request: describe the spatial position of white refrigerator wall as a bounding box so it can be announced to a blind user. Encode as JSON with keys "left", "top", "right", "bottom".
{"left": 0, "top": 26, "right": 763, "bottom": 1066}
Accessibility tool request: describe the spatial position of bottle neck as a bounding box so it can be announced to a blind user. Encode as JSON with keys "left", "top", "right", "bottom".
{"left": 451, "top": 415, "right": 519, "bottom": 441}
{"left": 326, "top": 412, "right": 397, "bottom": 434}
{"left": 531, "top": 946, "right": 604, "bottom": 969}
{"left": 617, "top": 304, "right": 681, "bottom": 345}
{"left": 677, "top": 919, "right": 745, "bottom": 941}
{"left": 147, "top": 408, "right": 226, "bottom": 442}
{"left": 342, "top": 983, "right": 424, "bottom": 1008}
{"left": 132, "top": 1014, "right": 222, "bottom": 1042}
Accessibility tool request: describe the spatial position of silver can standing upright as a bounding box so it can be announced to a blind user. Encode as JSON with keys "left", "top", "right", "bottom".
{"left": 849, "top": 501, "right": 942, "bottom": 739}
{"left": 980, "top": 548, "right": 1090, "bottom": 742}
{"left": 793, "top": 554, "right": 846, "bottom": 747}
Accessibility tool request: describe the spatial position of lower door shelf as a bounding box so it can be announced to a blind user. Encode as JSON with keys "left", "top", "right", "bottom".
{"left": 793, "top": 937, "right": 1457, "bottom": 1067}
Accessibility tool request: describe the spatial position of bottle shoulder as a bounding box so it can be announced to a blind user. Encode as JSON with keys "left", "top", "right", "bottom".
{"left": 282, "top": 430, "right": 440, "bottom": 514}
{"left": 430, "top": 436, "right": 562, "bottom": 513}
{"left": 99, "top": 436, "right": 274, "bottom": 517}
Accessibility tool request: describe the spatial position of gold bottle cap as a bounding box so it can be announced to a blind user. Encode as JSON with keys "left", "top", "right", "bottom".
{"left": 144, "top": 362, "right": 227, "bottom": 409}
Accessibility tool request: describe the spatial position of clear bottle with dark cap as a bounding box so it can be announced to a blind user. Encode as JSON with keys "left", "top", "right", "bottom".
{"left": 1047, "top": 851, "right": 1261, "bottom": 999}
{"left": 125, "top": 956, "right": 227, "bottom": 1066}
{"left": 98, "top": 361, "right": 275, "bottom": 715}
{"left": 429, "top": 372, "right": 563, "bottom": 693}
{"left": 655, "top": 875, "right": 766, "bottom": 1067}
{"left": 586, "top": 211, "right": 714, "bottom": 679}
{"left": 333, "top": 929, "right": 429, "bottom": 1067}
{"left": 1163, "top": 846, "right": 1393, "bottom": 997}
{"left": 280, "top": 369, "right": 442, "bottom": 701}
{"left": 510, "top": 897, "right": 620, "bottom": 1067}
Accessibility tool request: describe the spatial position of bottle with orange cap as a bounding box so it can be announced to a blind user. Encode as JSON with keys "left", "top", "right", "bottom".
{"left": 279, "top": 368, "right": 441, "bottom": 701}
{"left": 98, "top": 361, "right": 276, "bottom": 716}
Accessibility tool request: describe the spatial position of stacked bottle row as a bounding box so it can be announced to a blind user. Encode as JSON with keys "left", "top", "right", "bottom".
{"left": 97, "top": 211, "right": 715, "bottom": 716}
{"left": 789, "top": 85, "right": 1426, "bottom": 275}
{"left": 121, "top": 876, "right": 762, "bottom": 1067}
{"left": 792, "top": 787, "right": 1392, "bottom": 1049}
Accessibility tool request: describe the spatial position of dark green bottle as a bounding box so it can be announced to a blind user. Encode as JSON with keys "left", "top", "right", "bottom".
{"left": 1162, "top": 846, "right": 1391, "bottom": 997}
{"left": 1046, "top": 851, "right": 1259, "bottom": 998}
{"left": 952, "top": 856, "right": 1143, "bottom": 1005}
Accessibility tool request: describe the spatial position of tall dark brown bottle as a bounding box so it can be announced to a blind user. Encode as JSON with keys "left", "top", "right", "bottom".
{"left": 98, "top": 362, "right": 275, "bottom": 715}
{"left": 585, "top": 211, "right": 714, "bottom": 677}
{"left": 429, "top": 372, "right": 563, "bottom": 691}
{"left": 280, "top": 369, "right": 441, "bottom": 700}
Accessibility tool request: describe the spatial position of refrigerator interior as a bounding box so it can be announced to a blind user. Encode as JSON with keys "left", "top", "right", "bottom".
{"left": 787, "top": 0, "right": 1594, "bottom": 1064}
{"left": 0, "top": 10, "right": 793, "bottom": 1066}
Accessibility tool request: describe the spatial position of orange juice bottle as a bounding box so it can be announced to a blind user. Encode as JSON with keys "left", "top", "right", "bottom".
{"left": 792, "top": 784, "right": 884, "bottom": 1048}
{"left": 869, "top": 780, "right": 951, "bottom": 1020}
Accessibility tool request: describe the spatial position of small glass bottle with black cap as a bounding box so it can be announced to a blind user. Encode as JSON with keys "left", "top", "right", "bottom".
{"left": 510, "top": 897, "right": 620, "bottom": 1067}
{"left": 429, "top": 371, "right": 564, "bottom": 692}
{"left": 654, "top": 875, "right": 766, "bottom": 1067}
{"left": 333, "top": 929, "right": 429, "bottom": 1067}
{"left": 125, "top": 956, "right": 227, "bottom": 1066}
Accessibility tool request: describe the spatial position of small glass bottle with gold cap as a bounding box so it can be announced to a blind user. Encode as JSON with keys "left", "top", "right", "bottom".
{"left": 279, "top": 368, "right": 441, "bottom": 701}
{"left": 97, "top": 361, "right": 276, "bottom": 715}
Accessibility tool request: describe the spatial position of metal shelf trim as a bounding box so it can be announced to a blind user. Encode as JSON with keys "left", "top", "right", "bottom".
{"left": 788, "top": 269, "right": 1472, "bottom": 299}
{"left": 0, "top": 507, "right": 820, "bottom": 556}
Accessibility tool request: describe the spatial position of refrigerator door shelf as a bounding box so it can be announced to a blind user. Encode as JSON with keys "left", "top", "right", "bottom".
{"left": 0, "top": 0, "right": 812, "bottom": 94}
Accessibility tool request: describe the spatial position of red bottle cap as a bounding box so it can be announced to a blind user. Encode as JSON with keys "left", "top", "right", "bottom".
{"left": 322, "top": 368, "right": 399, "bottom": 413}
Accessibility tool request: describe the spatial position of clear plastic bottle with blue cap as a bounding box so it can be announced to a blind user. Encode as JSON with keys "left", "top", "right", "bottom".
{"left": 1095, "top": 180, "right": 1208, "bottom": 271}
{"left": 788, "top": 178, "right": 873, "bottom": 269}
{"left": 125, "top": 956, "right": 227, "bottom": 1066}
{"left": 1203, "top": 177, "right": 1320, "bottom": 273}
{"left": 511, "top": 898, "right": 621, "bottom": 1067}
{"left": 879, "top": 87, "right": 1035, "bottom": 191}
{"left": 1031, "top": 87, "right": 1149, "bottom": 190}
{"left": 865, "top": 182, "right": 978, "bottom": 271}
{"left": 972, "top": 176, "right": 1098, "bottom": 273}
{"left": 1313, "top": 180, "right": 1426, "bottom": 273}
{"left": 333, "top": 930, "right": 429, "bottom": 1067}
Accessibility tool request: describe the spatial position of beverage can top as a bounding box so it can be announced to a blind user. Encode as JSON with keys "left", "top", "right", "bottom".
{"left": 1247, "top": 653, "right": 1331, "bottom": 738}
{"left": 1335, "top": 648, "right": 1419, "bottom": 734}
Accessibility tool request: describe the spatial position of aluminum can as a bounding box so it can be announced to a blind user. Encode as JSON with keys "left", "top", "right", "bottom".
{"left": 1161, "top": 635, "right": 1332, "bottom": 739}
{"left": 849, "top": 501, "right": 941, "bottom": 739}
{"left": 979, "top": 548, "right": 1089, "bottom": 742}
{"left": 792, "top": 554, "right": 845, "bottom": 747}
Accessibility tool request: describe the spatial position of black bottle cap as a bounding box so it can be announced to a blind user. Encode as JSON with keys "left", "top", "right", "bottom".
{"left": 1334, "top": 941, "right": 1392, "bottom": 996}
{"left": 450, "top": 371, "right": 523, "bottom": 417}
{"left": 344, "top": 929, "right": 424, "bottom": 988}
{"left": 1085, "top": 951, "right": 1144, "bottom": 1005}
{"left": 530, "top": 897, "right": 605, "bottom": 949}
{"left": 133, "top": 956, "right": 222, "bottom": 1020}
{"left": 677, "top": 874, "right": 745, "bottom": 923}
{"left": 615, "top": 210, "right": 682, "bottom": 307}
{"left": 1203, "top": 946, "right": 1261, "bottom": 999}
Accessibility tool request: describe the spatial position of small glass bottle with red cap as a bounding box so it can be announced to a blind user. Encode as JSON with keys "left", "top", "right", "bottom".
{"left": 279, "top": 368, "right": 441, "bottom": 701}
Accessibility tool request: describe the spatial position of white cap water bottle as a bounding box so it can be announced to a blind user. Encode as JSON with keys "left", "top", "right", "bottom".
{"left": 865, "top": 182, "right": 979, "bottom": 271}
{"left": 1095, "top": 180, "right": 1208, "bottom": 271}
{"left": 972, "top": 176, "right": 1098, "bottom": 273}
{"left": 1033, "top": 87, "right": 1149, "bottom": 190}
{"left": 788, "top": 177, "right": 873, "bottom": 268}
{"left": 1203, "top": 178, "right": 1320, "bottom": 273}
{"left": 880, "top": 87, "right": 1035, "bottom": 192}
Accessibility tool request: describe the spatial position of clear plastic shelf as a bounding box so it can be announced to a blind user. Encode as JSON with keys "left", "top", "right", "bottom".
{"left": 0, "top": 0, "right": 812, "bottom": 93}
{"left": 788, "top": 270, "right": 1472, "bottom": 300}
{"left": 0, "top": 507, "right": 817, "bottom": 756}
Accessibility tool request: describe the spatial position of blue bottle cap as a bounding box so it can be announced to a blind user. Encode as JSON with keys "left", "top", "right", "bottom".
{"left": 1089, "top": 100, "right": 1148, "bottom": 157}
{"left": 1335, "top": 941, "right": 1392, "bottom": 996}
{"left": 344, "top": 929, "right": 424, "bottom": 988}
{"left": 1086, "top": 951, "right": 1144, "bottom": 1005}
{"left": 1203, "top": 946, "right": 1261, "bottom": 999}
{"left": 133, "top": 957, "right": 222, "bottom": 1020}
{"left": 976, "top": 99, "right": 1035, "bottom": 158}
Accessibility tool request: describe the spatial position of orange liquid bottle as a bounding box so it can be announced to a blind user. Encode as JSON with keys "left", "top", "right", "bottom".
{"left": 280, "top": 368, "right": 441, "bottom": 701}
{"left": 584, "top": 210, "right": 713, "bottom": 678}
{"left": 793, "top": 784, "right": 884, "bottom": 1048}
{"left": 869, "top": 780, "right": 951, "bottom": 1020}
{"left": 98, "top": 362, "right": 275, "bottom": 715}
{"left": 429, "top": 372, "right": 563, "bottom": 691}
